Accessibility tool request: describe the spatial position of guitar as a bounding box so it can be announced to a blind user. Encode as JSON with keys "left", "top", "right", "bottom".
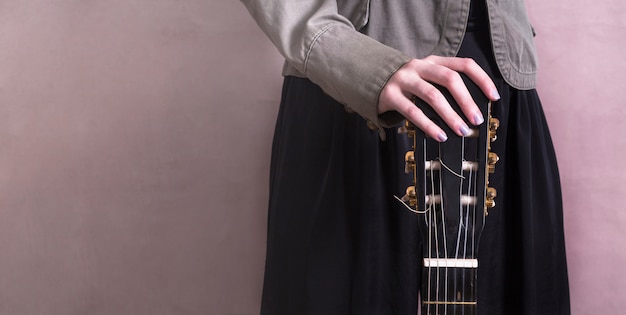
{"left": 398, "top": 76, "right": 499, "bottom": 314}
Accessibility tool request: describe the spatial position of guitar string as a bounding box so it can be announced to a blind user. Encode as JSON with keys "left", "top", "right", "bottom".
{"left": 392, "top": 195, "right": 430, "bottom": 214}
{"left": 438, "top": 143, "right": 449, "bottom": 314}
{"left": 449, "top": 137, "right": 465, "bottom": 315}
{"left": 468, "top": 164, "right": 479, "bottom": 311}
{"left": 442, "top": 135, "right": 481, "bottom": 312}
{"left": 463, "top": 173, "right": 472, "bottom": 260}
{"left": 455, "top": 138, "right": 467, "bottom": 260}
{"left": 416, "top": 134, "right": 485, "bottom": 312}
{"left": 438, "top": 157, "right": 466, "bottom": 179}
{"left": 465, "top": 136, "right": 481, "bottom": 311}
{"left": 425, "top": 138, "right": 434, "bottom": 314}
{"left": 454, "top": 137, "right": 471, "bottom": 313}
{"left": 435, "top": 139, "right": 471, "bottom": 312}
{"left": 469, "top": 164, "right": 478, "bottom": 313}
{"left": 463, "top": 152, "right": 475, "bottom": 315}
{"left": 469, "top": 141, "right": 480, "bottom": 313}
{"left": 427, "top": 124, "right": 488, "bottom": 313}
{"left": 431, "top": 143, "right": 442, "bottom": 314}
{"left": 465, "top": 168, "right": 474, "bottom": 259}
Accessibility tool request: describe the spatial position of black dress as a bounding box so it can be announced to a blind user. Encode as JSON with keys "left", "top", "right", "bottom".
{"left": 260, "top": 1, "right": 570, "bottom": 314}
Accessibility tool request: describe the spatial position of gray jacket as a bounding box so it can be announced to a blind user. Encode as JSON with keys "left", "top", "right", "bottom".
{"left": 242, "top": 0, "right": 538, "bottom": 128}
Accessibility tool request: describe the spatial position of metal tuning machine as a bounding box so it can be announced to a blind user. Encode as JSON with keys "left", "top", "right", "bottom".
{"left": 485, "top": 114, "right": 500, "bottom": 215}
{"left": 399, "top": 120, "right": 418, "bottom": 211}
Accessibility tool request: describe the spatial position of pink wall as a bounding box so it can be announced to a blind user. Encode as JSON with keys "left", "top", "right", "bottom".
{"left": 0, "top": 1, "right": 622, "bottom": 314}
{"left": 527, "top": 0, "right": 626, "bottom": 313}
{"left": 0, "top": 1, "right": 277, "bottom": 314}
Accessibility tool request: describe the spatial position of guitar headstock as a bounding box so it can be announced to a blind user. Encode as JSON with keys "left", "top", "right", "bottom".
{"left": 398, "top": 75, "right": 500, "bottom": 314}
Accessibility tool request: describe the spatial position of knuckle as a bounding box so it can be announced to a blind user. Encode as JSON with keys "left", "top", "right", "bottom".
{"left": 422, "top": 87, "right": 442, "bottom": 104}
{"left": 402, "top": 59, "right": 421, "bottom": 73}
{"left": 407, "top": 59, "right": 421, "bottom": 68}
{"left": 379, "top": 85, "right": 393, "bottom": 98}
{"left": 404, "top": 105, "right": 421, "bottom": 119}
{"left": 442, "top": 70, "right": 461, "bottom": 85}
{"left": 391, "top": 68, "right": 414, "bottom": 87}
{"left": 396, "top": 70, "right": 411, "bottom": 84}
{"left": 460, "top": 57, "right": 477, "bottom": 71}
{"left": 422, "top": 55, "right": 435, "bottom": 63}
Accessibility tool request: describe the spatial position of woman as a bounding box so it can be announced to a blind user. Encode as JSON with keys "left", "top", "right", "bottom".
{"left": 242, "top": 0, "right": 570, "bottom": 314}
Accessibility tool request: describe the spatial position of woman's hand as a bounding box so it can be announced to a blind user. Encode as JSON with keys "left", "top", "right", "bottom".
{"left": 378, "top": 56, "right": 500, "bottom": 142}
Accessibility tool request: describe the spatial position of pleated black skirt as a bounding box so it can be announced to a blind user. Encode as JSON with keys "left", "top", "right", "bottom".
{"left": 260, "top": 15, "right": 570, "bottom": 315}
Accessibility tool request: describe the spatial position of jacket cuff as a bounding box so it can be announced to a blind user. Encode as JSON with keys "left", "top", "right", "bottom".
{"left": 304, "top": 24, "right": 411, "bottom": 129}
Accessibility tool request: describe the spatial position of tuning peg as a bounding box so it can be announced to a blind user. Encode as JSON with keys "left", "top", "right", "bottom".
{"left": 397, "top": 120, "right": 415, "bottom": 138}
{"left": 405, "top": 151, "right": 415, "bottom": 173}
{"left": 485, "top": 187, "right": 497, "bottom": 209}
{"left": 489, "top": 117, "right": 500, "bottom": 142}
{"left": 402, "top": 186, "right": 417, "bottom": 207}
{"left": 487, "top": 152, "right": 499, "bottom": 174}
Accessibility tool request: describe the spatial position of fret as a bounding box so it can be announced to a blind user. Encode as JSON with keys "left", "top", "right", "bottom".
{"left": 423, "top": 301, "right": 477, "bottom": 305}
{"left": 421, "top": 303, "right": 476, "bottom": 315}
{"left": 421, "top": 261, "right": 478, "bottom": 315}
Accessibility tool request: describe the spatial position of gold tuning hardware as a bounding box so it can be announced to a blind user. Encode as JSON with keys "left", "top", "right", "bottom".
{"left": 400, "top": 120, "right": 417, "bottom": 212}
{"left": 405, "top": 151, "right": 415, "bottom": 173}
{"left": 489, "top": 117, "right": 499, "bottom": 143}
{"left": 402, "top": 186, "right": 417, "bottom": 208}
{"left": 485, "top": 187, "right": 497, "bottom": 214}
{"left": 397, "top": 120, "right": 415, "bottom": 138}
{"left": 486, "top": 114, "right": 499, "bottom": 215}
{"left": 487, "top": 152, "right": 499, "bottom": 174}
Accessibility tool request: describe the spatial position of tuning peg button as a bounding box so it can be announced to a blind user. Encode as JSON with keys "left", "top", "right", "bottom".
{"left": 489, "top": 117, "right": 500, "bottom": 142}
{"left": 398, "top": 120, "right": 415, "bottom": 138}
{"left": 402, "top": 186, "right": 417, "bottom": 207}
{"left": 485, "top": 187, "right": 497, "bottom": 209}
{"left": 405, "top": 151, "right": 415, "bottom": 173}
{"left": 487, "top": 152, "right": 499, "bottom": 174}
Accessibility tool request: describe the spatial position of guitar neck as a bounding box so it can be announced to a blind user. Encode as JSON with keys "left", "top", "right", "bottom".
{"left": 421, "top": 259, "right": 478, "bottom": 315}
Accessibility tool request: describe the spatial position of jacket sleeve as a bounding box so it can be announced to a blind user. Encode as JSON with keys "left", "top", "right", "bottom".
{"left": 240, "top": 0, "right": 411, "bottom": 128}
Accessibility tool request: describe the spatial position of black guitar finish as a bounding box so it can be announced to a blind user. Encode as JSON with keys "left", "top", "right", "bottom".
{"left": 401, "top": 75, "right": 498, "bottom": 315}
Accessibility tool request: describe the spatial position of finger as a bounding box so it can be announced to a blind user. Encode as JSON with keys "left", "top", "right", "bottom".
{"left": 381, "top": 86, "right": 448, "bottom": 142}
{"left": 387, "top": 65, "right": 473, "bottom": 137}
{"left": 398, "top": 98, "right": 449, "bottom": 142}
{"left": 415, "top": 59, "right": 485, "bottom": 126}
{"left": 426, "top": 55, "right": 500, "bottom": 101}
{"left": 408, "top": 78, "right": 473, "bottom": 137}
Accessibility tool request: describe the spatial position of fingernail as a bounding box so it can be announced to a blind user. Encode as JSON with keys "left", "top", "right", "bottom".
{"left": 473, "top": 113, "right": 484, "bottom": 125}
{"left": 491, "top": 89, "right": 501, "bottom": 100}
{"left": 438, "top": 132, "right": 448, "bottom": 142}
{"left": 460, "top": 124, "right": 471, "bottom": 137}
